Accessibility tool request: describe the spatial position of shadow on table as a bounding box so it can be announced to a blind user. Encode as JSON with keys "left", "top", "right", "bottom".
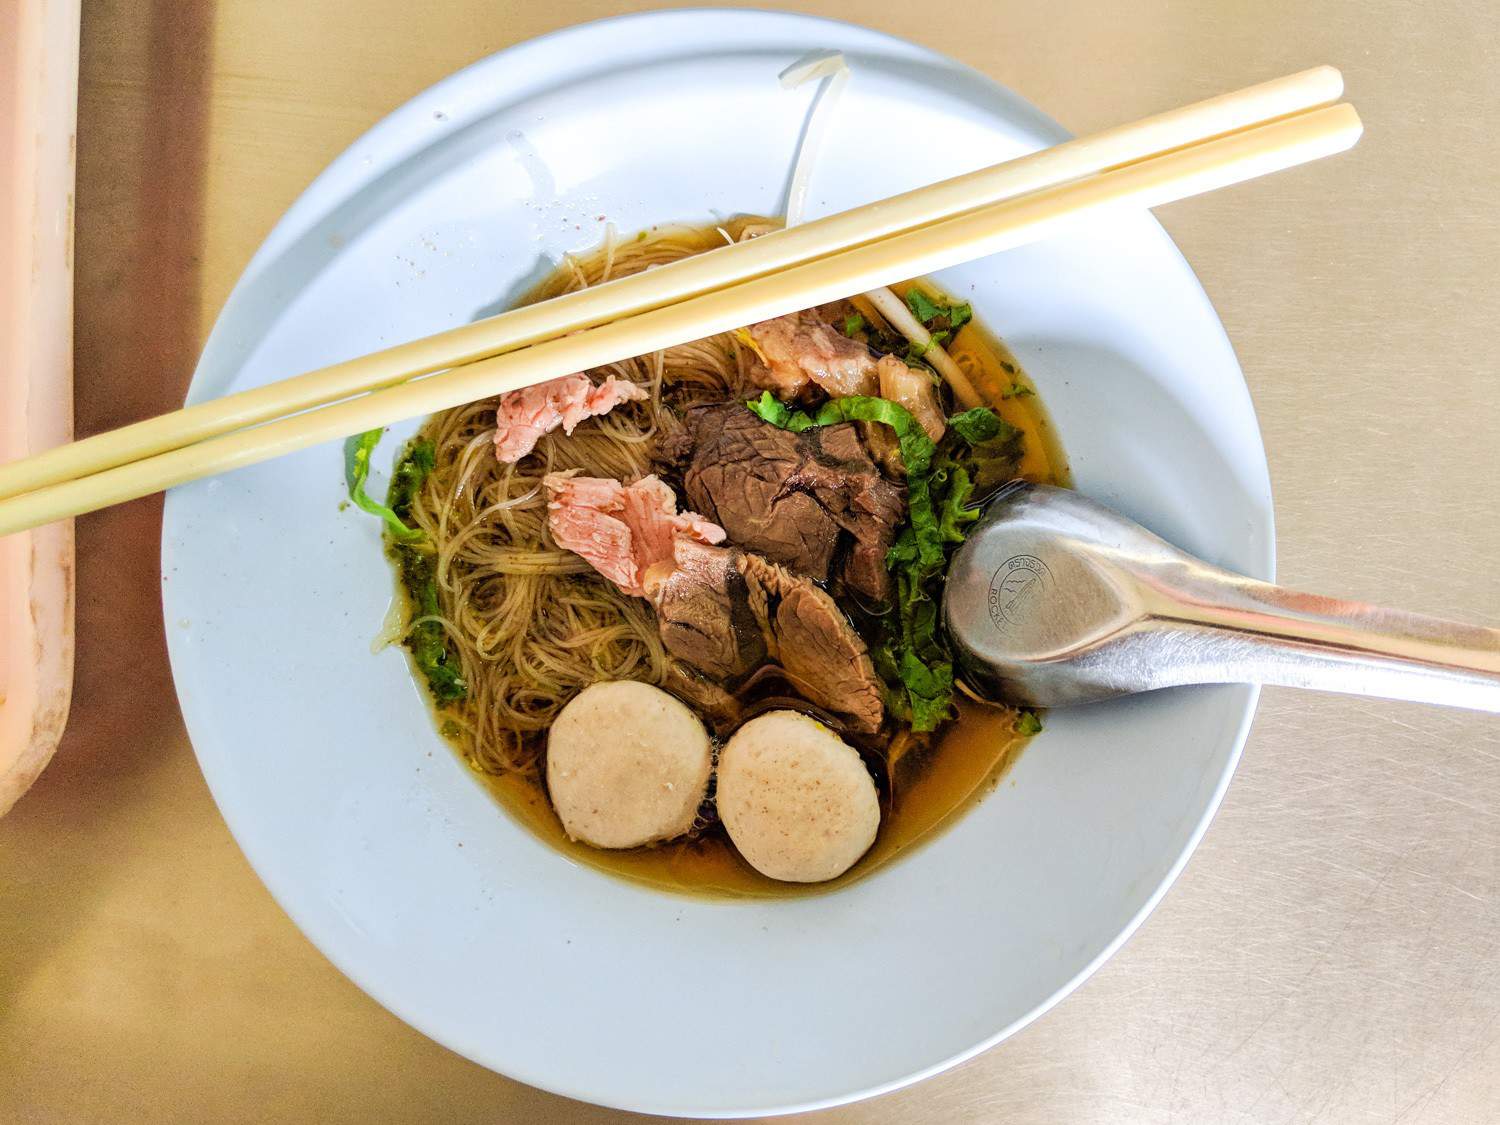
{"left": 0, "top": 0, "right": 215, "bottom": 999}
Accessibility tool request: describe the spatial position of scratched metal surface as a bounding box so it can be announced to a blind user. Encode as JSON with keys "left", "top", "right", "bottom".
{"left": 1, "top": 2, "right": 1496, "bottom": 1122}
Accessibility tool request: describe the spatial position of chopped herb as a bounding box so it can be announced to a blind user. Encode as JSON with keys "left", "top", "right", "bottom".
{"left": 842, "top": 312, "right": 866, "bottom": 337}
{"left": 746, "top": 390, "right": 813, "bottom": 431}
{"left": 392, "top": 540, "right": 468, "bottom": 704}
{"left": 1001, "top": 383, "right": 1035, "bottom": 399}
{"left": 905, "top": 287, "right": 972, "bottom": 334}
{"left": 344, "top": 429, "right": 425, "bottom": 543}
{"left": 947, "top": 406, "right": 1004, "bottom": 444}
{"left": 905, "top": 287, "right": 944, "bottom": 324}
{"left": 936, "top": 463, "right": 978, "bottom": 542}
{"left": 346, "top": 429, "right": 467, "bottom": 704}
{"left": 388, "top": 438, "right": 468, "bottom": 704}
{"left": 1014, "top": 710, "right": 1044, "bottom": 736}
{"left": 387, "top": 438, "right": 436, "bottom": 520}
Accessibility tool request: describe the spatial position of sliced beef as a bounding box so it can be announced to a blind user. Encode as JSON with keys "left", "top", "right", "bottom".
{"left": 645, "top": 544, "right": 882, "bottom": 734}
{"left": 494, "top": 373, "right": 647, "bottom": 463}
{"left": 736, "top": 552, "right": 885, "bottom": 734}
{"left": 543, "top": 472, "right": 724, "bottom": 598}
{"left": 677, "top": 405, "right": 905, "bottom": 604}
{"left": 649, "top": 539, "right": 766, "bottom": 682}
{"left": 745, "top": 311, "right": 878, "bottom": 400}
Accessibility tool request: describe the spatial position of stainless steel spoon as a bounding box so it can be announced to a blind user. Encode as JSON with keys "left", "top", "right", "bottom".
{"left": 943, "top": 482, "right": 1500, "bottom": 712}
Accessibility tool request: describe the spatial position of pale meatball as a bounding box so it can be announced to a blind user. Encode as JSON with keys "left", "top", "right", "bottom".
{"left": 717, "top": 710, "right": 880, "bottom": 883}
{"left": 546, "top": 681, "right": 713, "bottom": 849}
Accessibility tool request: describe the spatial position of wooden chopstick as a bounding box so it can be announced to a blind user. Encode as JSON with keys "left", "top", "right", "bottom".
{"left": 0, "top": 102, "right": 1362, "bottom": 537}
{"left": 0, "top": 67, "right": 1345, "bottom": 504}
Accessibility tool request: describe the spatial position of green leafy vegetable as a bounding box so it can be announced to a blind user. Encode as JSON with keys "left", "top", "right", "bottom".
{"left": 746, "top": 390, "right": 816, "bottom": 432}
{"left": 345, "top": 429, "right": 467, "bottom": 704}
{"left": 746, "top": 390, "right": 792, "bottom": 429}
{"left": 947, "top": 407, "right": 1004, "bottom": 444}
{"left": 970, "top": 422, "right": 1026, "bottom": 493}
{"left": 1014, "top": 710, "right": 1044, "bottom": 736}
{"left": 900, "top": 649, "right": 954, "bottom": 732}
{"left": 344, "top": 429, "right": 425, "bottom": 543}
{"left": 392, "top": 540, "right": 468, "bottom": 704}
{"left": 905, "top": 288, "right": 944, "bottom": 324}
{"left": 805, "top": 396, "right": 935, "bottom": 475}
{"left": 936, "top": 463, "right": 978, "bottom": 543}
{"left": 842, "top": 312, "right": 866, "bottom": 337}
{"left": 388, "top": 438, "right": 436, "bottom": 519}
{"left": 390, "top": 440, "right": 468, "bottom": 704}
{"left": 749, "top": 393, "right": 936, "bottom": 470}
{"left": 904, "top": 287, "right": 972, "bottom": 333}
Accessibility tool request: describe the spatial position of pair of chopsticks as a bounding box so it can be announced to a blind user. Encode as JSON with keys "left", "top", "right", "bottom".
{"left": 0, "top": 68, "right": 1360, "bottom": 537}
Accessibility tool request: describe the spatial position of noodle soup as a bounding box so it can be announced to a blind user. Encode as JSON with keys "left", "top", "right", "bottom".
{"left": 365, "top": 220, "right": 1067, "bottom": 897}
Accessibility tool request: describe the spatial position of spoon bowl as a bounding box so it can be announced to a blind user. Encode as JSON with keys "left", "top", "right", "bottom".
{"left": 945, "top": 482, "right": 1500, "bottom": 712}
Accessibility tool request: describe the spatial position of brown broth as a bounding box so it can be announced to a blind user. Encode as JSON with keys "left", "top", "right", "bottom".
{"left": 477, "top": 696, "right": 1031, "bottom": 899}
{"left": 433, "top": 225, "right": 1069, "bottom": 898}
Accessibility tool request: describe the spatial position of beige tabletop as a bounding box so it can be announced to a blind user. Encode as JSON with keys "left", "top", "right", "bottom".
{"left": 4, "top": 1, "right": 1499, "bottom": 1121}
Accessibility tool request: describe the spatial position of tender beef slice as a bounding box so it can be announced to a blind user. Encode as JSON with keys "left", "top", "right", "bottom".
{"left": 746, "top": 311, "right": 878, "bottom": 400}
{"left": 655, "top": 414, "right": 695, "bottom": 467}
{"left": 544, "top": 472, "right": 724, "bottom": 598}
{"left": 809, "top": 423, "right": 867, "bottom": 463}
{"left": 680, "top": 406, "right": 841, "bottom": 579}
{"left": 736, "top": 553, "right": 885, "bottom": 734}
{"left": 494, "top": 374, "right": 647, "bottom": 463}
{"left": 663, "top": 664, "right": 743, "bottom": 732}
{"left": 679, "top": 405, "right": 905, "bottom": 604}
{"left": 789, "top": 430, "right": 906, "bottom": 605}
{"left": 644, "top": 541, "right": 885, "bottom": 734}
{"left": 647, "top": 541, "right": 766, "bottom": 682}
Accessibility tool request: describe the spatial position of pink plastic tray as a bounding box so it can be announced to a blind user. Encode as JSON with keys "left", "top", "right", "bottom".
{"left": 1, "top": 0, "right": 79, "bottom": 813}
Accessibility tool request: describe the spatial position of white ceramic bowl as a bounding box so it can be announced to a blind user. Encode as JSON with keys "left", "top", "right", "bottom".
{"left": 163, "top": 10, "right": 1272, "bottom": 1116}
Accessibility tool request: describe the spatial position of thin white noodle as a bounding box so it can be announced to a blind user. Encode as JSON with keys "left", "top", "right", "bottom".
{"left": 402, "top": 225, "right": 758, "bottom": 779}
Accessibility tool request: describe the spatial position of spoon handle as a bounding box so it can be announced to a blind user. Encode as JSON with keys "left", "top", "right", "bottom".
{"left": 1161, "top": 575, "right": 1500, "bottom": 712}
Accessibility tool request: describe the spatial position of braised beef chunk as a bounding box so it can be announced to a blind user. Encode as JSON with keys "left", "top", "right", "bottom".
{"left": 678, "top": 405, "right": 905, "bottom": 604}
{"left": 649, "top": 539, "right": 765, "bottom": 681}
{"left": 682, "top": 410, "right": 840, "bottom": 579}
{"left": 737, "top": 552, "right": 885, "bottom": 734}
{"left": 643, "top": 541, "right": 884, "bottom": 734}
